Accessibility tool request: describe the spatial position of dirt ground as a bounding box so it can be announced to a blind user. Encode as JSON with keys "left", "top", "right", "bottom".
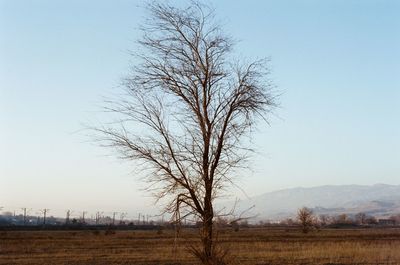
{"left": 1, "top": 227, "right": 400, "bottom": 265}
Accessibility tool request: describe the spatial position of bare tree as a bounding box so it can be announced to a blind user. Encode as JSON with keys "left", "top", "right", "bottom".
{"left": 95, "top": 2, "right": 276, "bottom": 264}
{"left": 334, "top": 213, "right": 349, "bottom": 224}
{"left": 355, "top": 212, "right": 367, "bottom": 225}
{"left": 119, "top": 212, "right": 127, "bottom": 224}
{"left": 318, "top": 214, "right": 330, "bottom": 227}
{"left": 297, "top": 207, "right": 315, "bottom": 233}
{"left": 365, "top": 216, "right": 378, "bottom": 225}
{"left": 389, "top": 214, "right": 400, "bottom": 225}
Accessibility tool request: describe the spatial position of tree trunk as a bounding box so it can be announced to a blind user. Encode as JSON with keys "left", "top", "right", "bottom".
{"left": 201, "top": 183, "right": 214, "bottom": 264}
{"left": 202, "top": 209, "right": 214, "bottom": 264}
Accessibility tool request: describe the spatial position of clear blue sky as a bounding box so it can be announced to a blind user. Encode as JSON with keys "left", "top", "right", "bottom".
{"left": 1, "top": 0, "right": 399, "bottom": 217}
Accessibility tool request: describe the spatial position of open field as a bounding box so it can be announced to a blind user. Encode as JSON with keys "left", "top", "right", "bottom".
{"left": 1, "top": 227, "right": 400, "bottom": 265}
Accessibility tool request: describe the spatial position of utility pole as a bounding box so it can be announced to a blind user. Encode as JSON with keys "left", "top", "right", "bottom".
{"left": 40, "top": 209, "right": 49, "bottom": 225}
{"left": 112, "top": 212, "right": 118, "bottom": 225}
{"left": 95, "top": 212, "right": 103, "bottom": 225}
{"left": 66, "top": 210, "right": 71, "bottom": 225}
{"left": 81, "top": 211, "right": 87, "bottom": 224}
{"left": 138, "top": 213, "right": 141, "bottom": 225}
{"left": 21, "top": 208, "right": 30, "bottom": 225}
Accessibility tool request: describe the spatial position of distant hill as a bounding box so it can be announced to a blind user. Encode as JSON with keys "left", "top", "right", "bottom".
{"left": 223, "top": 184, "right": 400, "bottom": 221}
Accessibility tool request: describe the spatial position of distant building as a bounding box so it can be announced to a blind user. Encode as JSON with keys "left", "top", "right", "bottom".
{"left": 378, "top": 219, "right": 396, "bottom": 226}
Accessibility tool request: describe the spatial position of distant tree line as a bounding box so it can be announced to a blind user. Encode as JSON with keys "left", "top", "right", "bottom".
{"left": 1, "top": 208, "right": 400, "bottom": 232}
{"left": 213, "top": 208, "right": 400, "bottom": 233}
{"left": 0, "top": 210, "right": 168, "bottom": 227}
{"left": 286, "top": 207, "right": 400, "bottom": 232}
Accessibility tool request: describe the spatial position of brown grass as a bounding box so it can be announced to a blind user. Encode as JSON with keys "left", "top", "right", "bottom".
{"left": 0, "top": 227, "right": 399, "bottom": 264}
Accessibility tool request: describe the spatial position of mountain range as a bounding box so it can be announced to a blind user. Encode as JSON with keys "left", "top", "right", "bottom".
{"left": 224, "top": 184, "right": 400, "bottom": 221}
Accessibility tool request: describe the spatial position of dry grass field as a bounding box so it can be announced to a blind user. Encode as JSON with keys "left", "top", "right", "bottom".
{"left": 1, "top": 227, "right": 400, "bottom": 265}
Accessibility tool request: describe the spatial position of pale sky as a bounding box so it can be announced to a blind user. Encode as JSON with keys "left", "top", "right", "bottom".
{"left": 1, "top": 0, "right": 399, "bottom": 218}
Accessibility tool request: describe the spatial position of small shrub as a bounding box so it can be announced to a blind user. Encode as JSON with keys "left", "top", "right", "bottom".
{"left": 157, "top": 227, "right": 164, "bottom": 235}
{"left": 231, "top": 221, "right": 240, "bottom": 232}
{"left": 105, "top": 229, "right": 116, "bottom": 236}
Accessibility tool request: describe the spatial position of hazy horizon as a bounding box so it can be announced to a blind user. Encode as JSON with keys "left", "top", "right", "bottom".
{"left": 1, "top": 0, "right": 399, "bottom": 218}
{"left": 1, "top": 183, "right": 399, "bottom": 219}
